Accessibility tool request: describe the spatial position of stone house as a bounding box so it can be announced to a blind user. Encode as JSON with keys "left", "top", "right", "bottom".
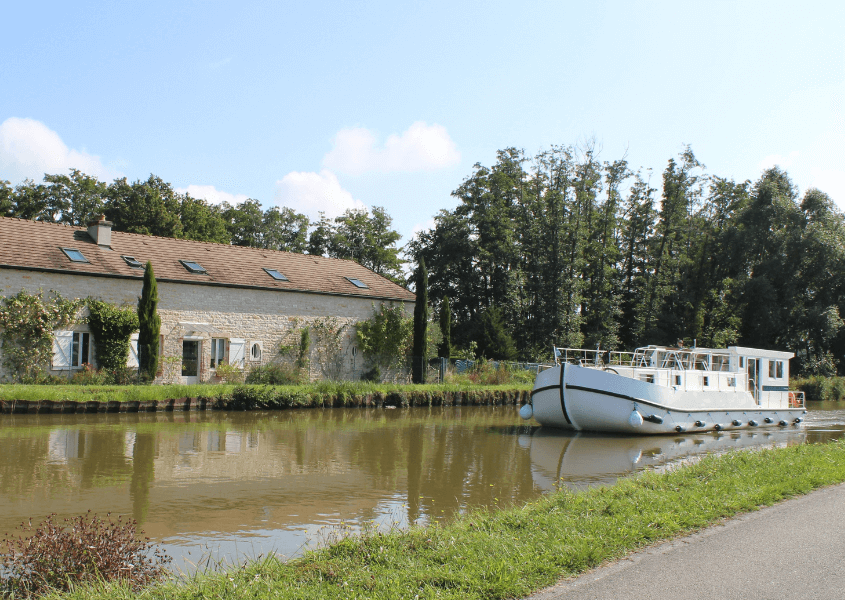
{"left": 0, "top": 216, "right": 415, "bottom": 383}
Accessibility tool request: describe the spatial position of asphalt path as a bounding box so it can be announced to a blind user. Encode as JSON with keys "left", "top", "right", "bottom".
{"left": 526, "top": 482, "right": 845, "bottom": 600}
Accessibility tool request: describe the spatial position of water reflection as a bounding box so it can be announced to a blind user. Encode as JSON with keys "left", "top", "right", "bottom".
{"left": 0, "top": 404, "right": 842, "bottom": 569}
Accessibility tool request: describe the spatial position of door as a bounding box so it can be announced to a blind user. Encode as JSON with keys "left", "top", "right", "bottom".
{"left": 182, "top": 340, "right": 200, "bottom": 383}
{"left": 746, "top": 358, "right": 759, "bottom": 404}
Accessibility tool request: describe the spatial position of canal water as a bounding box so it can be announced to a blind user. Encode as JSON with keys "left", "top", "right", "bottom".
{"left": 1, "top": 403, "right": 843, "bottom": 571}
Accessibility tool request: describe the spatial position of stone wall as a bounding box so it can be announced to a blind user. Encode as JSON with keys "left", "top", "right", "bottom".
{"left": 0, "top": 268, "right": 413, "bottom": 382}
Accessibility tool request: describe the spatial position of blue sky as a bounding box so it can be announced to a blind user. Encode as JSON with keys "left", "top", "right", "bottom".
{"left": 2, "top": 0, "right": 843, "bottom": 246}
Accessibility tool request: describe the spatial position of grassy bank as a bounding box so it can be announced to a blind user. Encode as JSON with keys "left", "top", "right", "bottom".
{"left": 0, "top": 381, "right": 532, "bottom": 405}
{"left": 40, "top": 438, "right": 845, "bottom": 600}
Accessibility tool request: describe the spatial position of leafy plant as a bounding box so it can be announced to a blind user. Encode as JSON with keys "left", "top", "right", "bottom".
{"left": 86, "top": 299, "right": 139, "bottom": 373}
{"left": 245, "top": 363, "right": 303, "bottom": 385}
{"left": 0, "top": 289, "right": 82, "bottom": 382}
{"left": 0, "top": 511, "right": 171, "bottom": 597}
{"left": 355, "top": 302, "right": 412, "bottom": 381}
{"left": 214, "top": 361, "right": 244, "bottom": 383}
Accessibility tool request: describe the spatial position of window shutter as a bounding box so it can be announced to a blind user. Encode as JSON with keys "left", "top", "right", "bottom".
{"left": 229, "top": 338, "right": 245, "bottom": 368}
{"left": 127, "top": 333, "right": 140, "bottom": 368}
{"left": 52, "top": 331, "right": 73, "bottom": 369}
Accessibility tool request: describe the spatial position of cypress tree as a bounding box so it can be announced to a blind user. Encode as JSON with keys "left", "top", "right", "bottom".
{"left": 439, "top": 295, "right": 452, "bottom": 358}
{"left": 137, "top": 261, "right": 160, "bottom": 380}
{"left": 412, "top": 257, "right": 429, "bottom": 383}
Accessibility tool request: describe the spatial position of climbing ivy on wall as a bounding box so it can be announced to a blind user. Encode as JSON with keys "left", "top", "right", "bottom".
{"left": 85, "top": 299, "right": 139, "bottom": 373}
{"left": 0, "top": 290, "right": 82, "bottom": 382}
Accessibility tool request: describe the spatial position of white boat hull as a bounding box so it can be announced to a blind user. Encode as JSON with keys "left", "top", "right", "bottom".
{"left": 529, "top": 363, "right": 805, "bottom": 434}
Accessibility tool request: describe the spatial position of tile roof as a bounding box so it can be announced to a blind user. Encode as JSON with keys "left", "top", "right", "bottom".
{"left": 0, "top": 217, "right": 415, "bottom": 302}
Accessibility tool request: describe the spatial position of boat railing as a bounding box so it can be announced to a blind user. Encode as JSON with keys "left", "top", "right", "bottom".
{"left": 554, "top": 347, "right": 606, "bottom": 367}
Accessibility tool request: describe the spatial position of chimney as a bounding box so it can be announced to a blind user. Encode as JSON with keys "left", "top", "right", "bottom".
{"left": 87, "top": 215, "right": 112, "bottom": 247}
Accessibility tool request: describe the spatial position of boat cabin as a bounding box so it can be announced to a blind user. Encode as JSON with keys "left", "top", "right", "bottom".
{"left": 554, "top": 345, "right": 798, "bottom": 409}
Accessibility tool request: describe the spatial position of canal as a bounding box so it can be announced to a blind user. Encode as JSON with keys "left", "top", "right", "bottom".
{"left": 1, "top": 403, "right": 843, "bottom": 571}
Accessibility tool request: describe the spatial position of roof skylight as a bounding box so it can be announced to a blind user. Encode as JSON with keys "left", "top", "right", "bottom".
{"left": 263, "top": 268, "right": 289, "bottom": 281}
{"left": 122, "top": 255, "right": 144, "bottom": 269}
{"left": 179, "top": 260, "right": 207, "bottom": 274}
{"left": 61, "top": 248, "right": 88, "bottom": 263}
{"left": 346, "top": 277, "right": 369, "bottom": 289}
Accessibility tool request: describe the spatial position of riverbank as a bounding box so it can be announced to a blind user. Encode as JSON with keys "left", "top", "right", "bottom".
{"left": 0, "top": 382, "right": 532, "bottom": 413}
{"left": 36, "top": 437, "right": 845, "bottom": 600}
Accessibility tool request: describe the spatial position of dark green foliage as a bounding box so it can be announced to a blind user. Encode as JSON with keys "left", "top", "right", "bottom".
{"left": 474, "top": 306, "right": 518, "bottom": 360}
{"left": 86, "top": 299, "right": 139, "bottom": 373}
{"left": 0, "top": 511, "right": 170, "bottom": 597}
{"left": 412, "top": 258, "right": 429, "bottom": 383}
{"left": 356, "top": 302, "right": 412, "bottom": 378}
{"left": 137, "top": 262, "right": 160, "bottom": 380}
{"left": 439, "top": 296, "right": 452, "bottom": 358}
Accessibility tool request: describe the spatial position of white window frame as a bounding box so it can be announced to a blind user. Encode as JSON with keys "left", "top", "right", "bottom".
{"left": 249, "top": 341, "right": 263, "bottom": 362}
{"left": 210, "top": 337, "right": 227, "bottom": 369}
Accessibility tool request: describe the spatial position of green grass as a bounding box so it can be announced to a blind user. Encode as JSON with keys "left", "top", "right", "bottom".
{"left": 0, "top": 381, "right": 532, "bottom": 404}
{"left": 40, "top": 438, "right": 845, "bottom": 600}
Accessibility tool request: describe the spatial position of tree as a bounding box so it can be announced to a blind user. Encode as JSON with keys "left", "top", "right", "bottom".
{"left": 412, "top": 258, "right": 429, "bottom": 383}
{"left": 263, "top": 206, "right": 309, "bottom": 252}
{"left": 474, "top": 305, "right": 518, "bottom": 360}
{"left": 105, "top": 176, "right": 183, "bottom": 238}
{"left": 221, "top": 199, "right": 264, "bottom": 247}
{"left": 307, "top": 212, "right": 334, "bottom": 256}
{"left": 137, "top": 262, "right": 160, "bottom": 380}
{"left": 438, "top": 296, "right": 452, "bottom": 358}
{"left": 179, "top": 194, "right": 230, "bottom": 243}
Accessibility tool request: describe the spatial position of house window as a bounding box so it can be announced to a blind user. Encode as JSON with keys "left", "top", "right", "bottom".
{"left": 122, "top": 255, "right": 144, "bottom": 269}
{"left": 263, "top": 268, "right": 289, "bottom": 281}
{"left": 179, "top": 260, "right": 207, "bottom": 274}
{"left": 72, "top": 332, "right": 90, "bottom": 367}
{"left": 250, "top": 342, "right": 262, "bottom": 361}
{"left": 210, "top": 338, "right": 226, "bottom": 368}
{"left": 61, "top": 248, "right": 88, "bottom": 263}
{"left": 769, "top": 360, "right": 784, "bottom": 379}
{"left": 346, "top": 277, "right": 369, "bottom": 289}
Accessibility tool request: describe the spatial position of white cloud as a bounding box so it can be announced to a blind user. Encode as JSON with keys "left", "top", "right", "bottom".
{"left": 323, "top": 121, "right": 460, "bottom": 175}
{"left": 410, "top": 217, "right": 436, "bottom": 239}
{"left": 758, "top": 151, "right": 799, "bottom": 172}
{"left": 809, "top": 168, "right": 845, "bottom": 208}
{"left": 274, "top": 169, "right": 365, "bottom": 220}
{"left": 176, "top": 184, "right": 250, "bottom": 206}
{"left": 0, "top": 117, "right": 116, "bottom": 182}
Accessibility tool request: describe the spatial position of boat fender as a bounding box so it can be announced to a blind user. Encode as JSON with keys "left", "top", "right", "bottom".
{"left": 749, "top": 420, "right": 759, "bottom": 427}
{"left": 794, "top": 417, "right": 802, "bottom": 424}
{"left": 628, "top": 410, "right": 643, "bottom": 427}
{"left": 732, "top": 419, "right": 742, "bottom": 426}
{"left": 714, "top": 424, "right": 723, "bottom": 430}
{"left": 764, "top": 417, "right": 773, "bottom": 424}
{"left": 675, "top": 425, "right": 685, "bottom": 433}
{"left": 694, "top": 420, "right": 706, "bottom": 428}
{"left": 643, "top": 414, "right": 664, "bottom": 424}
{"left": 519, "top": 404, "right": 534, "bottom": 421}
{"left": 779, "top": 420, "right": 788, "bottom": 427}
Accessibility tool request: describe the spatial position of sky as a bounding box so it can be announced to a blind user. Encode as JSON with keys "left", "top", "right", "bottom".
{"left": 1, "top": 0, "right": 843, "bottom": 247}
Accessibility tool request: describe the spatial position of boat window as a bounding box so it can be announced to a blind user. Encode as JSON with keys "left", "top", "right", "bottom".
{"left": 712, "top": 354, "right": 730, "bottom": 371}
{"left": 728, "top": 377, "right": 736, "bottom": 387}
{"left": 740, "top": 357, "right": 745, "bottom": 368}
{"left": 703, "top": 376, "right": 709, "bottom": 387}
{"left": 769, "top": 360, "right": 784, "bottom": 379}
{"left": 639, "top": 374, "right": 655, "bottom": 384}
{"left": 675, "top": 375, "right": 681, "bottom": 386}
{"left": 694, "top": 355, "right": 709, "bottom": 370}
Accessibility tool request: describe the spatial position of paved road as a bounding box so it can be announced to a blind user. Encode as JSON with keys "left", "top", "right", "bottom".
{"left": 526, "top": 483, "right": 845, "bottom": 600}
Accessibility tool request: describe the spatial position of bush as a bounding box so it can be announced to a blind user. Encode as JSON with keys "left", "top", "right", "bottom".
{"left": 0, "top": 511, "right": 171, "bottom": 597}
{"left": 245, "top": 363, "right": 304, "bottom": 385}
{"left": 214, "top": 362, "right": 244, "bottom": 384}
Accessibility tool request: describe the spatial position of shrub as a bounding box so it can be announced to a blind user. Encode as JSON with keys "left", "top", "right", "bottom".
{"left": 0, "top": 511, "right": 171, "bottom": 597}
{"left": 70, "top": 363, "right": 110, "bottom": 385}
{"left": 214, "top": 362, "right": 244, "bottom": 384}
{"left": 245, "top": 363, "right": 304, "bottom": 385}
{"left": 85, "top": 299, "right": 139, "bottom": 373}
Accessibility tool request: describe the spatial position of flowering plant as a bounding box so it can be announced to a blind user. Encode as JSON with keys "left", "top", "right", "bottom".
{"left": 0, "top": 289, "right": 83, "bottom": 381}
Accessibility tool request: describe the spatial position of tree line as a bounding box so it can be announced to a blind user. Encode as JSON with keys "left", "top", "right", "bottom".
{"left": 0, "top": 171, "right": 404, "bottom": 282}
{"left": 408, "top": 145, "right": 845, "bottom": 375}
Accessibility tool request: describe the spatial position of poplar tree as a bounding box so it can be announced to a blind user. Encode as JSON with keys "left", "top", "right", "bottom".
{"left": 137, "top": 261, "right": 160, "bottom": 381}
{"left": 412, "top": 257, "right": 429, "bottom": 383}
